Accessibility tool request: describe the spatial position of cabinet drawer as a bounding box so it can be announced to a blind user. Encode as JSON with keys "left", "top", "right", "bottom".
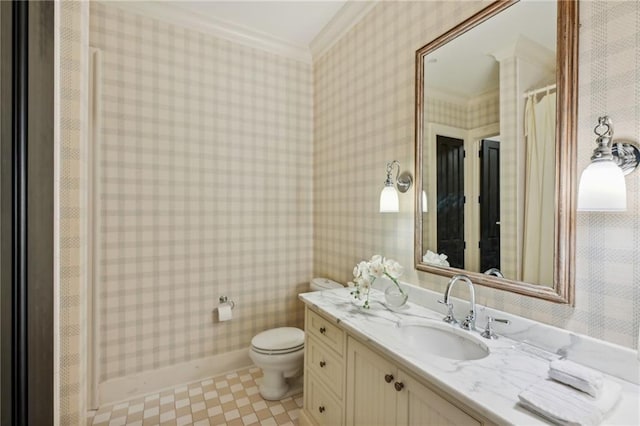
{"left": 307, "top": 371, "right": 343, "bottom": 426}
{"left": 307, "top": 308, "right": 344, "bottom": 356}
{"left": 307, "top": 336, "right": 344, "bottom": 399}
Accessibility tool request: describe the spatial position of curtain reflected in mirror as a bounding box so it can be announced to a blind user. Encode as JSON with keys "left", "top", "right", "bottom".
{"left": 523, "top": 88, "right": 555, "bottom": 285}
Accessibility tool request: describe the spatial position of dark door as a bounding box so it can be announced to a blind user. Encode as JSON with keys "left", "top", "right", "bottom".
{"left": 1, "top": 2, "right": 54, "bottom": 424}
{"left": 436, "top": 135, "right": 465, "bottom": 269}
{"left": 479, "top": 139, "right": 500, "bottom": 272}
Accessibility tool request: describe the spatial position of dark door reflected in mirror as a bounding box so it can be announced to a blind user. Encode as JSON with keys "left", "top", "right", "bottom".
{"left": 436, "top": 135, "right": 465, "bottom": 269}
{"left": 479, "top": 138, "right": 500, "bottom": 273}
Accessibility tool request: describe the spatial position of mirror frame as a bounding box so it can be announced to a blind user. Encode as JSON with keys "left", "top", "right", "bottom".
{"left": 414, "top": 0, "right": 577, "bottom": 304}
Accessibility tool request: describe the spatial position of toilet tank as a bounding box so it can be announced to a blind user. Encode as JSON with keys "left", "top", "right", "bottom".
{"left": 310, "top": 277, "right": 343, "bottom": 291}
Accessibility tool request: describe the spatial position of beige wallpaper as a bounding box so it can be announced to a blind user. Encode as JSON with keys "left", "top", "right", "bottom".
{"left": 56, "top": 0, "right": 89, "bottom": 424}
{"left": 90, "top": 2, "right": 313, "bottom": 382}
{"left": 313, "top": 0, "right": 640, "bottom": 350}
{"left": 423, "top": 91, "right": 499, "bottom": 131}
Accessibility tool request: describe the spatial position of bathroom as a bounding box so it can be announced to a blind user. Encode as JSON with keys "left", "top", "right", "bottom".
{"left": 1, "top": 0, "right": 639, "bottom": 425}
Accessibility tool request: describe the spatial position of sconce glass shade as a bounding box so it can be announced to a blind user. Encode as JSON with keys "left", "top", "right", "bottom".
{"left": 379, "top": 160, "right": 413, "bottom": 213}
{"left": 421, "top": 190, "right": 428, "bottom": 213}
{"left": 380, "top": 185, "right": 399, "bottom": 213}
{"left": 577, "top": 160, "right": 626, "bottom": 211}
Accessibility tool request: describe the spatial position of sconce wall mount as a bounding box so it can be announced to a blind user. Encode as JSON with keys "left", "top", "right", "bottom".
{"left": 589, "top": 117, "right": 639, "bottom": 174}
{"left": 611, "top": 142, "right": 640, "bottom": 175}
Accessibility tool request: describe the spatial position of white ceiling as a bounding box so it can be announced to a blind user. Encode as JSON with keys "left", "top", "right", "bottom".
{"left": 424, "top": 0, "right": 557, "bottom": 99}
{"left": 167, "top": 1, "right": 347, "bottom": 47}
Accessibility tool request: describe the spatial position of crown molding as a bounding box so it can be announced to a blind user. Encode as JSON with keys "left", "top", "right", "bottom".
{"left": 101, "top": 1, "right": 313, "bottom": 63}
{"left": 491, "top": 35, "right": 555, "bottom": 72}
{"left": 310, "top": 1, "right": 379, "bottom": 61}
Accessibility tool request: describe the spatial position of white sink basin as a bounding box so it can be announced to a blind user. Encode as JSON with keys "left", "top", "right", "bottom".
{"left": 398, "top": 320, "right": 490, "bottom": 361}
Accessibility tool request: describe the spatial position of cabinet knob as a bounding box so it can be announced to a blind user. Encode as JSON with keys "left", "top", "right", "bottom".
{"left": 394, "top": 382, "right": 404, "bottom": 392}
{"left": 319, "top": 361, "right": 326, "bottom": 368}
{"left": 319, "top": 327, "right": 326, "bottom": 334}
{"left": 318, "top": 406, "right": 325, "bottom": 413}
{"left": 384, "top": 374, "right": 394, "bottom": 383}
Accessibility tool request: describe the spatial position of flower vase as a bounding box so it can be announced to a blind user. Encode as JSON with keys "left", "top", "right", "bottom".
{"left": 384, "top": 285, "right": 408, "bottom": 308}
{"left": 350, "top": 288, "right": 369, "bottom": 309}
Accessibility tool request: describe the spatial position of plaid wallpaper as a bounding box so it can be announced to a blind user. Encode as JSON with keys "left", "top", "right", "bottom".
{"left": 423, "top": 91, "right": 499, "bottom": 131}
{"left": 90, "top": 2, "right": 313, "bottom": 382}
{"left": 498, "top": 56, "right": 521, "bottom": 282}
{"left": 468, "top": 92, "right": 500, "bottom": 130}
{"left": 314, "top": 0, "right": 640, "bottom": 350}
{"left": 57, "top": 0, "right": 89, "bottom": 424}
{"left": 424, "top": 96, "right": 467, "bottom": 129}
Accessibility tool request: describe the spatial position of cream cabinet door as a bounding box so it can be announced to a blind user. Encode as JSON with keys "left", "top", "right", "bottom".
{"left": 396, "top": 370, "right": 482, "bottom": 426}
{"left": 346, "top": 337, "right": 399, "bottom": 426}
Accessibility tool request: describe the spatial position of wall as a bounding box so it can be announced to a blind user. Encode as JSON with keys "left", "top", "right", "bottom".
{"left": 90, "top": 2, "right": 313, "bottom": 382}
{"left": 313, "top": 0, "right": 640, "bottom": 350}
{"left": 423, "top": 91, "right": 499, "bottom": 131}
{"left": 56, "top": 1, "right": 89, "bottom": 423}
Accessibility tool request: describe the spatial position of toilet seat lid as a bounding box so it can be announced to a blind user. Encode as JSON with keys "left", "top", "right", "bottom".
{"left": 251, "top": 327, "right": 304, "bottom": 353}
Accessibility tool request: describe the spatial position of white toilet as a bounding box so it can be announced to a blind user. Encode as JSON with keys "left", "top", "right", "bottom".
{"left": 249, "top": 277, "right": 343, "bottom": 400}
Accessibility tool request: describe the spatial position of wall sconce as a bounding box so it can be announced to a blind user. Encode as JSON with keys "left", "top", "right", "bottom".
{"left": 379, "top": 160, "right": 413, "bottom": 213}
{"left": 577, "top": 116, "right": 639, "bottom": 211}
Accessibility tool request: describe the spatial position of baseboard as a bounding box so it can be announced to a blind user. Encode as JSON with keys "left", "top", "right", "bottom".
{"left": 98, "top": 348, "right": 253, "bottom": 406}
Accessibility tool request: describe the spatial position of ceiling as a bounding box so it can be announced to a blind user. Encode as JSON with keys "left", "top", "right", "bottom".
{"left": 424, "top": 0, "right": 557, "bottom": 99}
{"left": 166, "top": 1, "right": 347, "bottom": 47}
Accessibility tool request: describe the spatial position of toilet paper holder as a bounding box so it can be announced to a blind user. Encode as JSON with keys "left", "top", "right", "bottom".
{"left": 219, "top": 296, "right": 235, "bottom": 309}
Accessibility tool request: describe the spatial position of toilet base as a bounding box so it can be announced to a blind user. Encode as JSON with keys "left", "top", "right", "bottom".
{"left": 258, "top": 368, "right": 302, "bottom": 400}
{"left": 248, "top": 343, "right": 304, "bottom": 401}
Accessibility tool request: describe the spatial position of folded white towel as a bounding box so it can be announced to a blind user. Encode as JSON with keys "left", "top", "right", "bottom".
{"left": 550, "top": 359, "right": 604, "bottom": 398}
{"left": 422, "top": 250, "right": 450, "bottom": 267}
{"left": 518, "top": 379, "right": 622, "bottom": 426}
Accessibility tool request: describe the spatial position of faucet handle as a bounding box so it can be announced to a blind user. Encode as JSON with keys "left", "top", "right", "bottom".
{"left": 438, "top": 300, "right": 457, "bottom": 324}
{"left": 461, "top": 310, "right": 476, "bottom": 330}
{"left": 480, "top": 316, "right": 510, "bottom": 339}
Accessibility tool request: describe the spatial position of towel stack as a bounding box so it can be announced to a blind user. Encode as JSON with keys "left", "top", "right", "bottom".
{"left": 518, "top": 359, "right": 622, "bottom": 426}
{"left": 549, "top": 359, "right": 605, "bottom": 398}
{"left": 422, "top": 250, "right": 450, "bottom": 267}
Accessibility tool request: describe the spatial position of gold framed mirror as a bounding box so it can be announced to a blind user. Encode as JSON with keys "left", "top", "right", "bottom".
{"left": 414, "top": 0, "right": 577, "bottom": 304}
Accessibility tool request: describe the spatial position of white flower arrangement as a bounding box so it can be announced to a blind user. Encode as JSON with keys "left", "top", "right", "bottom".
{"left": 348, "top": 255, "right": 406, "bottom": 309}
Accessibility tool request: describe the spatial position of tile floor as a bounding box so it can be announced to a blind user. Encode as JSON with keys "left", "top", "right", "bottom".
{"left": 87, "top": 367, "right": 303, "bottom": 426}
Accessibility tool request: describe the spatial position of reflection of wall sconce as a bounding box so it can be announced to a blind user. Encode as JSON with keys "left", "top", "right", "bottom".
{"left": 379, "top": 160, "right": 413, "bottom": 213}
{"left": 422, "top": 190, "right": 428, "bottom": 213}
{"left": 577, "top": 116, "right": 639, "bottom": 211}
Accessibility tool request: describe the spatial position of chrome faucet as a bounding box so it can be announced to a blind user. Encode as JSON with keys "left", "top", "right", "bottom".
{"left": 439, "top": 274, "right": 476, "bottom": 331}
{"left": 483, "top": 267, "right": 504, "bottom": 278}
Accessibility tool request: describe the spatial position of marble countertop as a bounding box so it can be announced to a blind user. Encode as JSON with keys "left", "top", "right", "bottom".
{"left": 299, "top": 287, "right": 640, "bottom": 426}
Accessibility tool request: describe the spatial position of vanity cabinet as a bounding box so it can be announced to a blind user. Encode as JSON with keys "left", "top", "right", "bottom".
{"left": 346, "top": 336, "right": 486, "bottom": 426}
{"left": 301, "top": 306, "right": 494, "bottom": 426}
{"left": 302, "top": 308, "right": 347, "bottom": 426}
{"left": 346, "top": 336, "right": 398, "bottom": 425}
{"left": 396, "top": 371, "right": 483, "bottom": 426}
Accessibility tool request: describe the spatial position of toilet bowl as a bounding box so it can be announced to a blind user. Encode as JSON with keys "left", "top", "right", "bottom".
{"left": 249, "top": 277, "right": 342, "bottom": 400}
